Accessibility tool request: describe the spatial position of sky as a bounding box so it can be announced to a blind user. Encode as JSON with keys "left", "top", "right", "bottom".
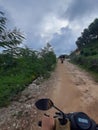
{"left": 0, "top": 0, "right": 98, "bottom": 56}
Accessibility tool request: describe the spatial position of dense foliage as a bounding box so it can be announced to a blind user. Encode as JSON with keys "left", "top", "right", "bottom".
{"left": 70, "top": 18, "right": 98, "bottom": 76}
{"left": 76, "top": 18, "right": 98, "bottom": 50}
{"left": 0, "top": 12, "right": 57, "bottom": 107}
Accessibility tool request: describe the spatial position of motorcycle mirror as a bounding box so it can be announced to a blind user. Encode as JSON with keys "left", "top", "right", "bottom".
{"left": 35, "top": 98, "right": 54, "bottom": 110}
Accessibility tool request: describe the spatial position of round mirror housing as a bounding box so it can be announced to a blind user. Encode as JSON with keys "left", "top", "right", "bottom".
{"left": 35, "top": 98, "right": 54, "bottom": 110}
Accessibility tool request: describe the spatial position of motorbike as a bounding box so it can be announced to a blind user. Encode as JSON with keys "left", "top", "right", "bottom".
{"left": 35, "top": 98, "right": 98, "bottom": 130}
{"left": 60, "top": 58, "right": 64, "bottom": 63}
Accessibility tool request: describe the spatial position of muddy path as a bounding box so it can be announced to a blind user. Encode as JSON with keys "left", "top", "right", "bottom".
{"left": 47, "top": 60, "right": 98, "bottom": 123}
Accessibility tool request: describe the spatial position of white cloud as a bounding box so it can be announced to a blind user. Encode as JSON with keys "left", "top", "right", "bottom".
{"left": 0, "top": 0, "right": 98, "bottom": 55}
{"left": 40, "top": 15, "right": 68, "bottom": 41}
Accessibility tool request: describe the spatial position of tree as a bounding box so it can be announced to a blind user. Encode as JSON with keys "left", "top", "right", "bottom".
{"left": 88, "top": 18, "right": 98, "bottom": 40}
{"left": 0, "top": 11, "right": 24, "bottom": 49}
{"left": 81, "top": 28, "right": 90, "bottom": 44}
{"left": 40, "top": 43, "right": 56, "bottom": 71}
{"left": 76, "top": 37, "right": 85, "bottom": 49}
{"left": 0, "top": 11, "right": 6, "bottom": 33}
{"left": 76, "top": 18, "right": 98, "bottom": 50}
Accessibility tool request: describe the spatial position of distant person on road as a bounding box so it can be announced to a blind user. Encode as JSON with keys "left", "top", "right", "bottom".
{"left": 59, "top": 55, "right": 65, "bottom": 63}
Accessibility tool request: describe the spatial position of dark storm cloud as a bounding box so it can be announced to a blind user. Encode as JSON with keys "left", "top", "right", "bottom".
{"left": 65, "top": 0, "right": 98, "bottom": 21}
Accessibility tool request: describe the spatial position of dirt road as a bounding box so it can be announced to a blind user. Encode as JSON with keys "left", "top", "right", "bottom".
{"left": 47, "top": 60, "right": 98, "bottom": 122}
{"left": 0, "top": 60, "right": 98, "bottom": 130}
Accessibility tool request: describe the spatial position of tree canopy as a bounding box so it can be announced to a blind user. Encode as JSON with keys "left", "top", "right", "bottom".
{"left": 76, "top": 18, "right": 98, "bottom": 50}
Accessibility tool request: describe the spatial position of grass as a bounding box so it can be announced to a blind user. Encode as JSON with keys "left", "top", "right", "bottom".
{"left": 0, "top": 60, "right": 57, "bottom": 107}
{"left": 0, "top": 73, "right": 36, "bottom": 107}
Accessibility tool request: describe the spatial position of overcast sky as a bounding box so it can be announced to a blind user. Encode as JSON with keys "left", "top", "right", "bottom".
{"left": 0, "top": 0, "right": 98, "bottom": 56}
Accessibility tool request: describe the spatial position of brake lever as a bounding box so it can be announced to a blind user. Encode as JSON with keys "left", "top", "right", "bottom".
{"left": 55, "top": 112, "right": 68, "bottom": 125}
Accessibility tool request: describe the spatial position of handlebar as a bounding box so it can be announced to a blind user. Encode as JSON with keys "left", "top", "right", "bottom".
{"left": 35, "top": 98, "right": 98, "bottom": 130}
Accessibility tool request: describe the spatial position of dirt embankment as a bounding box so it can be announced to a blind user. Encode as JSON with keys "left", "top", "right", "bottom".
{"left": 0, "top": 60, "right": 98, "bottom": 130}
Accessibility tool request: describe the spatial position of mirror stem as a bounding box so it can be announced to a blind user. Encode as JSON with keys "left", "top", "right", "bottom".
{"left": 53, "top": 105, "right": 65, "bottom": 116}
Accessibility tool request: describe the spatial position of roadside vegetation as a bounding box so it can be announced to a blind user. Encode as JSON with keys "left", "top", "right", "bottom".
{"left": 0, "top": 11, "right": 57, "bottom": 107}
{"left": 70, "top": 18, "right": 98, "bottom": 80}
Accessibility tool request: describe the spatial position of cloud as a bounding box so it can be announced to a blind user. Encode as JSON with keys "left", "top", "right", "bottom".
{"left": 50, "top": 27, "right": 77, "bottom": 56}
{"left": 0, "top": 0, "right": 98, "bottom": 55}
{"left": 40, "top": 15, "right": 68, "bottom": 41}
{"left": 62, "top": 0, "right": 98, "bottom": 35}
{"left": 65, "top": 0, "right": 98, "bottom": 21}
{"left": 0, "top": 0, "right": 70, "bottom": 49}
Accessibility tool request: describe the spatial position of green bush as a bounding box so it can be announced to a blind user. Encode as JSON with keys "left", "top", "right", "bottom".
{"left": 0, "top": 45, "right": 57, "bottom": 107}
